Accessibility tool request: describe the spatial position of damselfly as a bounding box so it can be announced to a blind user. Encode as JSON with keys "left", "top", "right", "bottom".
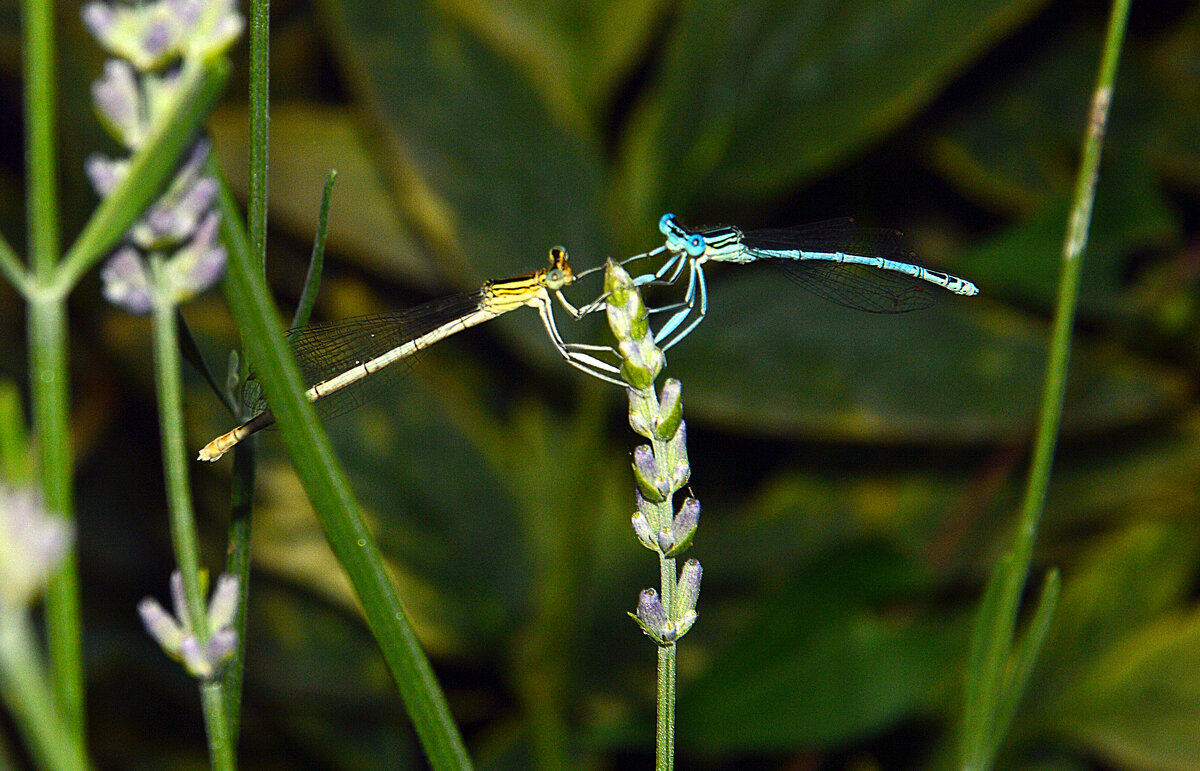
{"left": 625, "top": 214, "right": 979, "bottom": 350}
{"left": 198, "top": 247, "right": 620, "bottom": 461}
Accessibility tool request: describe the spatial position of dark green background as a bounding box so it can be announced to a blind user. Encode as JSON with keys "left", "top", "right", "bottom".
{"left": 2, "top": 0, "right": 1199, "bottom": 767}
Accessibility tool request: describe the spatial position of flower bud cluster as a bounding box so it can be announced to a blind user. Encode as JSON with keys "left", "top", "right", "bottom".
{"left": 138, "top": 571, "right": 240, "bottom": 680}
{"left": 604, "top": 260, "right": 702, "bottom": 645}
{"left": 82, "top": 0, "right": 243, "bottom": 314}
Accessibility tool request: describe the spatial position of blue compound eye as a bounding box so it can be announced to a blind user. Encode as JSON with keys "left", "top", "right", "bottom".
{"left": 686, "top": 234, "right": 706, "bottom": 257}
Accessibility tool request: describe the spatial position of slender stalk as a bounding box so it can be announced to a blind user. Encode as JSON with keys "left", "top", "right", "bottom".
{"left": 656, "top": 574, "right": 676, "bottom": 771}
{"left": 0, "top": 615, "right": 88, "bottom": 771}
{"left": 0, "top": 235, "right": 28, "bottom": 294}
{"left": 220, "top": 442, "right": 255, "bottom": 744}
{"left": 958, "top": 2, "right": 1131, "bottom": 769}
{"left": 1007, "top": 0, "right": 1131, "bottom": 632}
{"left": 22, "top": 0, "right": 85, "bottom": 749}
{"left": 217, "top": 0, "right": 271, "bottom": 748}
{"left": 23, "top": 0, "right": 59, "bottom": 277}
{"left": 25, "top": 297, "right": 82, "bottom": 746}
{"left": 148, "top": 257, "right": 235, "bottom": 771}
{"left": 247, "top": 0, "right": 269, "bottom": 276}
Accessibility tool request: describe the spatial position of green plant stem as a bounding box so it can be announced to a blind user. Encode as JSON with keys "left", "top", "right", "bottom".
{"left": 200, "top": 680, "right": 235, "bottom": 771}
{"left": 23, "top": 0, "right": 58, "bottom": 278}
{"left": 212, "top": 166, "right": 472, "bottom": 771}
{"left": 148, "top": 258, "right": 234, "bottom": 771}
{"left": 248, "top": 0, "right": 269, "bottom": 277}
{"left": 21, "top": 0, "right": 86, "bottom": 750}
{"left": 656, "top": 559, "right": 676, "bottom": 771}
{"left": 1007, "top": 0, "right": 1131, "bottom": 636}
{"left": 0, "top": 232, "right": 28, "bottom": 294}
{"left": 221, "top": 442, "right": 254, "bottom": 746}
{"left": 0, "top": 615, "right": 88, "bottom": 771}
{"left": 26, "top": 297, "right": 83, "bottom": 750}
{"left": 959, "top": 2, "right": 1131, "bottom": 769}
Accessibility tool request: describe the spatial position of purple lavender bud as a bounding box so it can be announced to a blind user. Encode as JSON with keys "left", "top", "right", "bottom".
{"left": 132, "top": 141, "right": 215, "bottom": 248}
{"left": 81, "top": 3, "right": 116, "bottom": 42}
{"left": 676, "top": 559, "right": 702, "bottom": 615}
{"left": 634, "top": 588, "right": 668, "bottom": 643}
{"left": 631, "top": 444, "right": 665, "bottom": 503}
{"left": 632, "top": 445, "right": 657, "bottom": 479}
{"left": 140, "top": 571, "right": 241, "bottom": 680}
{"left": 673, "top": 497, "right": 699, "bottom": 538}
{"left": 183, "top": 0, "right": 244, "bottom": 59}
{"left": 92, "top": 60, "right": 143, "bottom": 147}
{"left": 207, "top": 574, "right": 240, "bottom": 631}
{"left": 84, "top": 153, "right": 128, "bottom": 196}
{"left": 179, "top": 635, "right": 209, "bottom": 677}
{"left": 168, "top": 0, "right": 204, "bottom": 28}
{"left": 661, "top": 497, "right": 699, "bottom": 557}
{"left": 631, "top": 512, "right": 656, "bottom": 551}
{"left": 617, "top": 340, "right": 663, "bottom": 390}
{"left": 667, "top": 420, "right": 688, "bottom": 460}
{"left": 100, "top": 247, "right": 154, "bottom": 315}
{"left": 628, "top": 405, "right": 652, "bottom": 439}
{"left": 670, "top": 459, "right": 690, "bottom": 491}
{"left": 165, "top": 211, "right": 226, "bottom": 302}
{"left": 141, "top": 17, "right": 175, "bottom": 63}
{"left": 655, "top": 526, "right": 675, "bottom": 554}
{"left": 0, "top": 485, "right": 72, "bottom": 609}
{"left": 203, "top": 628, "right": 238, "bottom": 672}
{"left": 654, "top": 378, "right": 684, "bottom": 440}
{"left": 138, "top": 596, "right": 183, "bottom": 648}
{"left": 169, "top": 570, "right": 192, "bottom": 629}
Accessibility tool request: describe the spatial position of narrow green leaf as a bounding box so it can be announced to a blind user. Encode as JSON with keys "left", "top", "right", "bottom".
{"left": 212, "top": 165, "right": 473, "bottom": 770}
{"left": 959, "top": 551, "right": 1018, "bottom": 771}
{"left": 987, "top": 569, "right": 1059, "bottom": 761}
{"left": 176, "top": 309, "right": 237, "bottom": 416}
{"left": 292, "top": 170, "right": 337, "bottom": 330}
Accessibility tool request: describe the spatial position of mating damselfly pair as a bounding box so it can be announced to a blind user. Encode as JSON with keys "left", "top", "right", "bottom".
{"left": 198, "top": 215, "right": 978, "bottom": 461}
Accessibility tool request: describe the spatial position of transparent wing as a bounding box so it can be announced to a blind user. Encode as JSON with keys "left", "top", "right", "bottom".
{"left": 242, "top": 290, "right": 484, "bottom": 420}
{"left": 743, "top": 221, "right": 936, "bottom": 314}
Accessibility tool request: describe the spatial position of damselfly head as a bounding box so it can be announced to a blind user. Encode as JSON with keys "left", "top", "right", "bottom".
{"left": 544, "top": 245, "right": 573, "bottom": 289}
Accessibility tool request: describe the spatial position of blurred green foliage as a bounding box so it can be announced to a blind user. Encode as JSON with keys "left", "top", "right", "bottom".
{"left": 2, "top": 0, "right": 1200, "bottom": 767}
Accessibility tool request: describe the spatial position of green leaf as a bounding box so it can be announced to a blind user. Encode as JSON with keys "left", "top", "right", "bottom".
{"left": 660, "top": 273, "right": 1186, "bottom": 442}
{"left": 325, "top": 0, "right": 607, "bottom": 283}
{"left": 613, "top": 0, "right": 1051, "bottom": 225}
{"left": 1053, "top": 609, "right": 1200, "bottom": 770}
{"left": 436, "top": 0, "right": 671, "bottom": 125}
{"left": 926, "top": 28, "right": 1103, "bottom": 212}
{"left": 1006, "top": 521, "right": 1200, "bottom": 769}
{"left": 677, "top": 544, "right": 963, "bottom": 751}
{"left": 1027, "top": 522, "right": 1200, "bottom": 701}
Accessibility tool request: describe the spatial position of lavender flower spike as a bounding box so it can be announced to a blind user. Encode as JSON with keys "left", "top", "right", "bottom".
{"left": 138, "top": 571, "right": 240, "bottom": 680}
